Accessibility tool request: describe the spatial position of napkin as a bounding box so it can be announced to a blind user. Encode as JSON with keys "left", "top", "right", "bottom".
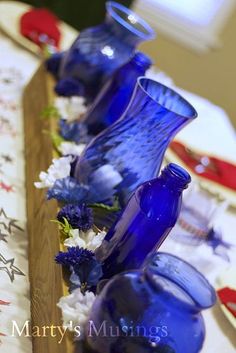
{"left": 217, "top": 287, "right": 236, "bottom": 318}
{"left": 170, "top": 141, "right": 236, "bottom": 191}
{"left": 20, "top": 8, "right": 61, "bottom": 48}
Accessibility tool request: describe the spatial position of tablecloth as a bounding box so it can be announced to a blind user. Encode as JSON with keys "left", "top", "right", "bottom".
{"left": 0, "top": 28, "right": 235, "bottom": 353}
{"left": 0, "top": 31, "right": 38, "bottom": 352}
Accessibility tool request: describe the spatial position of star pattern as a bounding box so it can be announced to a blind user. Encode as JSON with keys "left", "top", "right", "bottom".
{"left": 0, "top": 300, "right": 10, "bottom": 306}
{"left": 0, "top": 62, "right": 29, "bottom": 349}
{"left": 0, "top": 229, "right": 8, "bottom": 243}
{"left": 1, "top": 154, "right": 13, "bottom": 163}
{"left": 0, "top": 181, "right": 14, "bottom": 193}
{"left": 0, "top": 253, "right": 25, "bottom": 282}
{"left": 0, "top": 208, "right": 23, "bottom": 234}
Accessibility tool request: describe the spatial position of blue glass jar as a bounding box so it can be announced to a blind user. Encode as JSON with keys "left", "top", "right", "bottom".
{"left": 84, "top": 52, "right": 152, "bottom": 135}
{"left": 47, "top": 1, "right": 155, "bottom": 100}
{"left": 73, "top": 78, "right": 197, "bottom": 206}
{"left": 96, "top": 164, "right": 191, "bottom": 279}
{"left": 86, "top": 252, "right": 216, "bottom": 353}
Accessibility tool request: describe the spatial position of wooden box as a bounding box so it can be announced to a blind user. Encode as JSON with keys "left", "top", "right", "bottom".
{"left": 23, "top": 64, "right": 76, "bottom": 353}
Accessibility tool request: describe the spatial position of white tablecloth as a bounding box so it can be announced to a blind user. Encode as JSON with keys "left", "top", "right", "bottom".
{"left": 0, "top": 30, "right": 235, "bottom": 353}
{"left": 0, "top": 31, "right": 38, "bottom": 353}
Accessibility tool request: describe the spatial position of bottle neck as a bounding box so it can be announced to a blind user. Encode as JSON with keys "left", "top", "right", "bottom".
{"left": 159, "top": 163, "right": 191, "bottom": 192}
{"left": 136, "top": 164, "right": 190, "bottom": 219}
{"left": 128, "top": 52, "right": 152, "bottom": 72}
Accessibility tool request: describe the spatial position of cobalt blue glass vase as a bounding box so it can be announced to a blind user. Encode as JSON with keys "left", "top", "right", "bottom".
{"left": 96, "top": 164, "right": 191, "bottom": 279}
{"left": 73, "top": 78, "right": 197, "bottom": 206}
{"left": 47, "top": 1, "right": 155, "bottom": 100}
{"left": 86, "top": 252, "right": 216, "bottom": 353}
{"left": 84, "top": 51, "right": 152, "bottom": 135}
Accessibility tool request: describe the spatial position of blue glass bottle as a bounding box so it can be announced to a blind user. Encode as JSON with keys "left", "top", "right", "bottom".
{"left": 86, "top": 252, "right": 216, "bottom": 353}
{"left": 46, "top": 1, "right": 155, "bottom": 100}
{"left": 73, "top": 78, "right": 197, "bottom": 206}
{"left": 96, "top": 163, "right": 191, "bottom": 279}
{"left": 84, "top": 52, "right": 152, "bottom": 135}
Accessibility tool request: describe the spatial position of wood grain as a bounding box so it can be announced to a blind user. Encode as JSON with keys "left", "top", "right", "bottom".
{"left": 23, "top": 63, "right": 76, "bottom": 353}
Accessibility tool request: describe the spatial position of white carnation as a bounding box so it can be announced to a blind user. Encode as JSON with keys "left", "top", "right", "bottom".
{"left": 57, "top": 288, "right": 95, "bottom": 331}
{"left": 55, "top": 96, "right": 87, "bottom": 122}
{"left": 64, "top": 228, "right": 106, "bottom": 252}
{"left": 58, "top": 141, "right": 86, "bottom": 156}
{"left": 34, "top": 156, "right": 72, "bottom": 188}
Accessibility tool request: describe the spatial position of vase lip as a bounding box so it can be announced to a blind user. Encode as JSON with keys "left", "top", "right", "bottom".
{"left": 137, "top": 77, "right": 198, "bottom": 120}
{"left": 144, "top": 252, "right": 216, "bottom": 311}
{"left": 106, "top": 1, "right": 156, "bottom": 41}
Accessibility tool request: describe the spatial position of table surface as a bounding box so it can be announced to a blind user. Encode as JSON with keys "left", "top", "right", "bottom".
{"left": 0, "top": 27, "right": 235, "bottom": 353}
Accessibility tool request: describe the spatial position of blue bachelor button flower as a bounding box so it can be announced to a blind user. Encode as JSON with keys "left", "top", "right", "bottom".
{"left": 57, "top": 203, "right": 94, "bottom": 231}
{"left": 59, "top": 119, "right": 91, "bottom": 144}
{"left": 55, "top": 246, "right": 94, "bottom": 267}
{"left": 55, "top": 77, "right": 85, "bottom": 97}
{"left": 55, "top": 246, "right": 103, "bottom": 289}
{"left": 47, "top": 176, "right": 89, "bottom": 203}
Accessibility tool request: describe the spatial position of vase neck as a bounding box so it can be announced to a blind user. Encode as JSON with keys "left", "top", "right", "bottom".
{"left": 144, "top": 252, "right": 216, "bottom": 313}
{"left": 105, "top": 1, "right": 155, "bottom": 47}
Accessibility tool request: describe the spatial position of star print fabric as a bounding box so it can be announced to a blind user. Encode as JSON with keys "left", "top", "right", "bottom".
{"left": 0, "top": 34, "right": 38, "bottom": 352}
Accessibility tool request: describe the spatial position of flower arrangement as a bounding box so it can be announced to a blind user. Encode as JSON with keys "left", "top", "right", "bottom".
{"left": 35, "top": 97, "right": 117, "bottom": 340}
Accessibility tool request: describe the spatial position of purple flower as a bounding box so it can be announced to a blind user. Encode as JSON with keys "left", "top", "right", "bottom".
{"left": 55, "top": 246, "right": 94, "bottom": 267}
{"left": 45, "top": 52, "right": 63, "bottom": 78}
{"left": 57, "top": 203, "right": 94, "bottom": 231}
{"left": 55, "top": 78, "right": 84, "bottom": 97}
{"left": 59, "top": 119, "right": 91, "bottom": 144}
{"left": 55, "top": 246, "right": 103, "bottom": 288}
{"left": 47, "top": 176, "right": 89, "bottom": 203}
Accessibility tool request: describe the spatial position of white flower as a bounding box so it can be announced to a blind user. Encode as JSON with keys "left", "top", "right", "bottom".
{"left": 57, "top": 288, "right": 95, "bottom": 332}
{"left": 55, "top": 96, "right": 87, "bottom": 122}
{"left": 64, "top": 229, "right": 106, "bottom": 252}
{"left": 34, "top": 156, "right": 72, "bottom": 188}
{"left": 58, "top": 141, "right": 86, "bottom": 156}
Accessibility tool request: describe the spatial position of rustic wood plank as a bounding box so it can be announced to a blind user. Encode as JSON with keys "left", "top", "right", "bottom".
{"left": 23, "top": 63, "right": 76, "bottom": 353}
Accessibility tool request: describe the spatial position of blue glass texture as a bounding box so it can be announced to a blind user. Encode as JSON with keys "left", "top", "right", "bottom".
{"left": 97, "top": 164, "right": 191, "bottom": 279}
{"left": 49, "top": 1, "right": 155, "bottom": 100}
{"left": 84, "top": 52, "right": 152, "bottom": 135}
{"left": 86, "top": 252, "right": 216, "bottom": 353}
{"left": 73, "top": 78, "right": 197, "bottom": 205}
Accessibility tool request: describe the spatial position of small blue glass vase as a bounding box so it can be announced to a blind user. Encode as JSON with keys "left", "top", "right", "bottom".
{"left": 86, "top": 252, "right": 216, "bottom": 353}
{"left": 73, "top": 78, "right": 197, "bottom": 206}
{"left": 96, "top": 164, "right": 191, "bottom": 279}
{"left": 84, "top": 51, "right": 152, "bottom": 135}
{"left": 47, "top": 1, "right": 155, "bottom": 100}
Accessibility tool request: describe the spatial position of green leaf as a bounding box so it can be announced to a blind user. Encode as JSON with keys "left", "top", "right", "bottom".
{"left": 51, "top": 218, "right": 73, "bottom": 239}
{"left": 51, "top": 131, "right": 65, "bottom": 150}
{"left": 43, "top": 129, "right": 65, "bottom": 153}
{"left": 41, "top": 105, "right": 60, "bottom": 120}
{"left": 90, "top": 199, "right": 121, "bottom": 212}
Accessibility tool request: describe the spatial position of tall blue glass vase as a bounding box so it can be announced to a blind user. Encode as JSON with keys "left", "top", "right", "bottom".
{"left": 47, "top": 1, "right": 155, "bottom": 100}
{"left": 73, "top": 78, "right": 197, "bottom": 206}
{"left": 96, "top": 163, "right": 191, "bottom": 279}
{"left": 86, "top": 252, "right": 216, "bottom": 353}
{"left": 84, "top": 52, "right": 152, "bottom": 135}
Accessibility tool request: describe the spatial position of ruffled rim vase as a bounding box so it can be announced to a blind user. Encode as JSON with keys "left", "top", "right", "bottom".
{"left": 73, "top": 78, "right": 198, "bottom": 205}
{"left": 56, "top": 1, "right": 155, "bottom": 100}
